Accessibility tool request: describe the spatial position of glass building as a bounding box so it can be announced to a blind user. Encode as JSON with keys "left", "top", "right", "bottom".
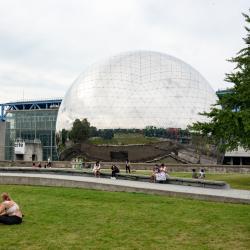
{"left": 2, "top": 99, "right": 62, "bottom": 161}
{"left": 56, "top": 50, "right": 218, "bottom": 132}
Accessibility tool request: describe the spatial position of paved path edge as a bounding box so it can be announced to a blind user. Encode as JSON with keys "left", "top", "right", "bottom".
{"left": 0, "top": 175, "right": 249, "bottom": 204}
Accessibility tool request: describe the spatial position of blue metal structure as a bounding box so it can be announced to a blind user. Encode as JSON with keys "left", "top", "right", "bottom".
{"left": 0, "top": 99, "right": 62, "bottom": 121}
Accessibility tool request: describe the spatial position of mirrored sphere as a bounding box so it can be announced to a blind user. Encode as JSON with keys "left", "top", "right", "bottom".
{"left": 56, "top": 51, "right": 217, "bottom": 132}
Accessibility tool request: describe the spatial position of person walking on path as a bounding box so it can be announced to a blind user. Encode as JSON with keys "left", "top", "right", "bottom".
{"left": 125, "top": 159, "right": 131, "bottom": 174}
{"left": 47, "top": 156, "right": 52, "bottom": 168}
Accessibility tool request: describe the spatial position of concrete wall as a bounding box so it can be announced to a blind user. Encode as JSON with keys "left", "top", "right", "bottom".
{"left": 0, "top": 160, "right": 72, "bottom": 168}
{"left": 178, "top": 149, "right": 217, "bottom": 164}
{"left": 24, "top": 143, "right": 43, "bottom": 162}
{"left": 80, "top": 141, "right": 175, "bottom": 162}
{"left": 14, "top": 142, "right": 43, "bottom": 162}
{"left": 0, "top": 121, "right": 6, "bottom": 161}
{"left": 0, "top": 160, "right": 250, "bottom": 173}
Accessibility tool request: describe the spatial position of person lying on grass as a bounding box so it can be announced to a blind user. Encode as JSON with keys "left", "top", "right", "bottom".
{"left": 0, "top": 192, "right": 23, "bottom": 225}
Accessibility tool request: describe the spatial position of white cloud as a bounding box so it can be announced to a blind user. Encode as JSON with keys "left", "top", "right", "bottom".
{"left": 0, "top": 0, "right": 248, "bottom": 102}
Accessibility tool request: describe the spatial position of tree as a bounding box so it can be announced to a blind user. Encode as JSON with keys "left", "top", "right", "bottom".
{"left": 89, "top": 126, "right": 98, "bottom": 137}
{"left": 100, "top": 129, "right": 114, "bottom": 140}
{"left": 69, "top": 118, "right": 90, "bottom": 143}
{"left": 143, "top": 126, "right": 156, "bottom": 137}
{"left": 190, "top": 11, "right": 250, "bottom": 152}
{"left": 61, "top": 129, "right": 68, "bottom": 145}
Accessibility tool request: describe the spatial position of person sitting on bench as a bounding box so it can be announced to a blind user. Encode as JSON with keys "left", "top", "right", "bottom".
{"left": 93, "top": 161, "right": 101, "bottom": 177}
{"left": 199, "top": 169, "right": 205, "bottom": 179}
{"left": 192, "top": 169, "right": 198, "bottom": 179}
{"left": 111, "top": 165, "right": 120, "bottom": 179}
{"left": 155, "top": 164, "right": 169, "bottom": 182}
{"left": 151, "top": 164, "right": 159, "bottom": 182}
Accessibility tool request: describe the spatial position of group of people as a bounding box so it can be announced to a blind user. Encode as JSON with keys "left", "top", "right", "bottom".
{"left": 92, "top": 161, "right": 207, "bottom": 182}
{"left": 92, "top": 160, "right": 131, "bottom": 178}
{"left": 32, "top": 157, "right": 52, "bottom": 168}
{"left": 151, "top": 163, "right": 169, "bottom": 182}
{"left": 0, "top": 192, "right": 23, "bottom": 225}
{"left": 192, "top": 168, "right": 206, "bottom": 179}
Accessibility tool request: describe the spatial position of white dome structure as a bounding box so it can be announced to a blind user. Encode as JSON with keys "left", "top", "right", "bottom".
{"left": 56, "top": 51, "right": 217, "bottom": 131}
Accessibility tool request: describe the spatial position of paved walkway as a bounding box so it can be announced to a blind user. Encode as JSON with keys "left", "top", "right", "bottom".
{"left": 0, "top": 173, "right": 250, "bottom": 204}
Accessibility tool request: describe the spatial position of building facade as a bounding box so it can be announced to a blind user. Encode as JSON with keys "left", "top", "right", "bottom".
{"left": 0, "top": 99, "right": 62, "bottom": 161}
{"left": 216, "top": 89, "right": 250, "bottom": 165}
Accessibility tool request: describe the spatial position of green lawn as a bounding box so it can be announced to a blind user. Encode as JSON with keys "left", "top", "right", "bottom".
{"left": 88, "top": 133, "right": 160, "bottom": 145}
{"left": 0, "top": 185, "right": 249, "bottom": 250}
{"left": 170, "top": 172, "right": 250, "bottom": 190}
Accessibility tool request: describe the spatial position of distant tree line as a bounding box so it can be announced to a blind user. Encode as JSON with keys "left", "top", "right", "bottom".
{"left": 59, "top": 119, "right": 191, "bottom": 145}
{"left": 143, "top": 126, "right": 190, "bottom": 141}
{"left": 60, "top": 118, "right": 115, "bottom": 144}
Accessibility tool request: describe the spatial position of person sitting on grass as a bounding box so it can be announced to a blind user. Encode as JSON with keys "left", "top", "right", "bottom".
{"left": 111, "top": 164, "right": 120, "bottom": 179}
{"left": 0, "top": 192, "right": 23, "bottom": 225}
{"left": 93, "top": 161, "right": 101, "bottom": 178}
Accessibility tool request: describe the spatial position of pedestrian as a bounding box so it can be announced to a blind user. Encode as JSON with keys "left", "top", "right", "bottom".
{"left": 47, "top": 156, "right": 52, "bottom": 168}
{"left": 125, "top": 159, "right": 131, "bottom": 173}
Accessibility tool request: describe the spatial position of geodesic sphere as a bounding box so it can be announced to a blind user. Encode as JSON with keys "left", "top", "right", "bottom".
{"left": 56, "top": 51, "right": 217, "bottom": 131}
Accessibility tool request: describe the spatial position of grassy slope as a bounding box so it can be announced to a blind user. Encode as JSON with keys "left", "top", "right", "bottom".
{"left": 88, "top": 133, "right": 160, "bottom": 145}
{"left": 0, "top": 185, "right": 249, "bottom": 250}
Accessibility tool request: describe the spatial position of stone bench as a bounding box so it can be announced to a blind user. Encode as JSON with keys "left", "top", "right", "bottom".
{"left": 0, "top": 167, "right": 229, "bottom": 189}
{"left": 113, "top": 173, "right": 229, "bottom": 189}
{"left": 164, "top": 177, "right": 229, "bottom": 189}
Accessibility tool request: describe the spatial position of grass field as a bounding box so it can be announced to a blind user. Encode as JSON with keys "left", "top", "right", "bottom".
{"left": 0, "top": 185, "right": 249, "bottom": 250}
{"left": 88, "top": 133, "right": 160, "bottom": 145}
{"left": 169, "top": 172, "right": 250, "bottom": 190}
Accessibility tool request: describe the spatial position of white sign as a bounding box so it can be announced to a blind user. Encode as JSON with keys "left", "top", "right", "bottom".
{"left": 15, "top": 141, "right": 25, "bottom": 154}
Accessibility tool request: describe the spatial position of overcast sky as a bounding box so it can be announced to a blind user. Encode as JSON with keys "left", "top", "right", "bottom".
{"left": 0, "top": 0, "right": 249, "bottom": 103}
